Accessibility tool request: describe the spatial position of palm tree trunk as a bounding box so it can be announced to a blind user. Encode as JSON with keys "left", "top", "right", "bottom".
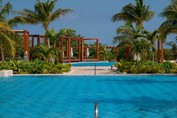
{"left": 161, "top": 41, "right": 164, "bottom": 63}
{"left": 157, "top": 40, "right": 161, "bottom": 63}
{"left": 0, "top": 44, "right": 5, "bottom": 62}
{"left": 45, "top": 29, "right": 51, "bottom": 48}
{"left": 47, "top": 38, "right": 50, "bottom": 48}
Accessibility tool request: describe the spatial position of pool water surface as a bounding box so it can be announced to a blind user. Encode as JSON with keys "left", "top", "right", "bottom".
{"left": 0, "top": 75, "right": 177, "bottom": 118}
{"left": 71, "top": 61, "right": 117, "bottom": 66}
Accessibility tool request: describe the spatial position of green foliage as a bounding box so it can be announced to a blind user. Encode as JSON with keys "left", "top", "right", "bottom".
{"left": 0, "top": 60, "right": 71, "bottom": 74}
{"left": 58, "top": 28, "right": 83, "bottom": 38}
{"left": 30, "top": 45, "right": 61, "bottom": 62}
{"left": 115, "top": 61, "right": 177, "bottom": 73}
{"left": 165, "top": 40, "right": 177, "bottom": 60}
{"left": 99, "top": 45, "right": 116, "bottom": 61}
{"left": 0, "top": 1, "right": 22, "bottom": 62}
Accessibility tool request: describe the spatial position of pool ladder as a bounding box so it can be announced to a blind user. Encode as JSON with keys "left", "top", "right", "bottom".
{"left": 94, "top": 102, "right": 98, "bottom": 118}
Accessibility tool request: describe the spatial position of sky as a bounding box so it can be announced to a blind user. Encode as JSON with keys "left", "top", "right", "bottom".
{"left": 5, "top": 0, "right": 174, "bottom": 46}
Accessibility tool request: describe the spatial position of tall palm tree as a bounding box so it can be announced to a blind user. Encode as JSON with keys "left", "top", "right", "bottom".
{"left": 112, "top": 0, "right": 155, "bottom": 61}
{"left": 157, "top": 0, "right": 177, "bottom": 62}
{"left": 113, "top": 22, "right": 154, "bottom": 61}
{"left": 159, "top": 0, "right": 177, "bottom": 37}
{"left": 0, "top": 1, "right": 22, "bottom": 62}
{"left": 112, "top": 0, "right": 154, "bottom": 29}
{"left": 159, "top": 0, "right": 177, "bottom": 32}
{"left": 15, "top": 0, "right": 73, "bottom": 47}
{"left": 0, "top": 22, "right": 21, "bottom": 62}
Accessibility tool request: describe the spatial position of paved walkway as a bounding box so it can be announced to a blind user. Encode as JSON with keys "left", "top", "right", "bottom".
{"left": 64, "top": 66, "right": 118, "bottom": 75}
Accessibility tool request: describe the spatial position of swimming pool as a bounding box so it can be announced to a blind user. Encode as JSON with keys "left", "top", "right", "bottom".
{"left": 71, "top": 61, "right": 117, "bottom": 66}
{"left": 0, "top": 75, "right": 177, "bottom": 117}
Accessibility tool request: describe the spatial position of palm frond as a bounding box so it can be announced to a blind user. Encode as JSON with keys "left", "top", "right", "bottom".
{"left": 0, "top": 2, "right": 12, "bottom": 21}
{"left": 51, "top": 9, "right": 73, "bottom": 21}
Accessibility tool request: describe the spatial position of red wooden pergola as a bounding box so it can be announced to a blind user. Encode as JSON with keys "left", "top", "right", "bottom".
{"left": 30, "top": 34, "right": 47, "bottom": 48}
{"left": 14, "top": 30, "right": 30, "bottom": 60}
{"left": 81, "top": 38, "right": 99, "bottom": 62}
{"left": 59, "top": 37, "right": 99, "bottom": 62}
{"left": 13, "top": 30, "right": 153, "bottom": 63}
{"left": 59, "top": 37, "right": 81, "bottom": 63}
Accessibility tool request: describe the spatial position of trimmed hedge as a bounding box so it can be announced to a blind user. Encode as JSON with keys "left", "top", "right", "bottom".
{"left": 0, "top": 60, "right": 71, "bottom": 74}
{"left": 115, "top": 61, "right": 177, "bottom": 74}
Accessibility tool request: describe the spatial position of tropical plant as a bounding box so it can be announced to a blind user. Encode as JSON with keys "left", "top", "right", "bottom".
{"left": 46, "top": 28, "right": 82, "bottom": 47}
{"left": 45, "top": 28, "right": 61, "bottom": 48}
{"left": 116, "top": 61, "right": 177, "bottom": 73}
{"left": 111, "top": 0, "right": 154, "bottom": 28}
{"left": 166, "top": 40, "right": 177, "bottom": 59}
{"left": 159, "top": 0, "right": 177, "bottom": 34}
{"left": 30, "top": 45, "right": 60, "bottom": 62}
{"left": 112, "top": 0, "right": 155, "bottom": 61}
{"left": 0, "top": 1, "right": 22, "bottom": 62}
{"left": 113, "top": 22, "right": 154, "bottom": 61}
{"left": 58, "top": 28, "right": 82, "bottom": 37}
{"left": 0, "top": 60, "right": 71, "bottom": 74}
{"left": 15, "top": 0, "right": 73, "bottom": 47}
{"left": 0, "top": 0, "right": 25, "bottom": 27}
{"left": 98, "top": 44, "right": 117, "bottom": 61}
{"left": 157, "top": 0, "right": 177, "bottom": 62}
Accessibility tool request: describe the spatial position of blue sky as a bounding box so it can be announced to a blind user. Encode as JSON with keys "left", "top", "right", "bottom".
{"left": 6, "top": 0, "right": 174, "bottom": 46}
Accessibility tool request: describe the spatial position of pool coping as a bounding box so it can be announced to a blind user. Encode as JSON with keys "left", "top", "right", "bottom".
{"left": 13, "top": 73, "right": 177, "bottom": 76}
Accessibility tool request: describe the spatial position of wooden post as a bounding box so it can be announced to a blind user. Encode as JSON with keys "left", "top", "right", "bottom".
{"left": 61, "top": 37, "right": 64, "bottom": 63}
{"left": 68, "top": 38, "right": 71, "bottom": 63}
{"left": 27, "top": 32, "right": 30, "bottom": 60}
{"left": 23, "top": 31, "right": 30, "bottom": 61}
{"left": 32, "top": 36, "right": 34, "bottom": 49}
{"left": 96, "top": 39, "right": 99, "bottom": 61}
{"left": 81, "top": 38, "right": 84, "bottom": 62}
{"left": 78, "top": 38, "right": 80, "bottom": 61}
{"left": 37, "top": 35, "right": 40, "bottom": 45}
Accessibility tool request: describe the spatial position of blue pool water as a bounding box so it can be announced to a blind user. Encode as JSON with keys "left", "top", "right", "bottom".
{"left": 72, "top": 61, "right": 117, "bottom": 66}
{"left": 0, "top": 75, "right": 177, "bottom": 117}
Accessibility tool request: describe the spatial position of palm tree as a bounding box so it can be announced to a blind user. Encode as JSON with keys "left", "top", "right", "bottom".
{"left": 15, "top": 0, "right": 73, "bottom": 47}
{"left": 0, "top": 1, "right": 22, "bottom": 62}
{"left": 0, "top": 22, "right": 21, "bottom": 62}
{"left": 159, "top": 0, "right": 177, "bottom": 32}
{"left": 157, "top": 0, "right": 177, "bottom": 62}
{"left": 45, "top": 29, "right": 60, "bottom": 48}
{"left": 112, "top": 0, "right": 154, "bottom": 29}
{"left": 112, "top": 0, "right": 155, "bottom": 61}
{"left": 113, "top": 22, "right": 154, "bottom": 61}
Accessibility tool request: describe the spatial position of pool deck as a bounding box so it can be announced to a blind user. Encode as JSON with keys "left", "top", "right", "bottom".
{"left": 64, "top": 66, "right": 118, "bottom": 75}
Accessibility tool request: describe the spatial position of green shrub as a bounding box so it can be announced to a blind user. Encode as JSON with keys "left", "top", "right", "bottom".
{"left": 115, "top": 61, "right": 177, "bottom": 74}
{"left": 0, "top": 60, "right": 71, "bottom": 74}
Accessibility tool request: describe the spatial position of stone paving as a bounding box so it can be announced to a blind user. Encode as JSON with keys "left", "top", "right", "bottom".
{"left": 64, "top": 66, "right": 118, "bottom": 75}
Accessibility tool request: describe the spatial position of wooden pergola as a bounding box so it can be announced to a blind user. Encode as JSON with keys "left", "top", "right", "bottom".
{"left": 59, "top": 37, "right": 81, "bottom": 63}
{"left": 14, "top": 30, "right": 30, "bottom": 60}
{"left": 81, "top": 38, "right": 99, "bottom": 62}
{"left": 30, "top": 34, "right": 47, "bottom": 48}
{"left": 59, "top": 37, "right": 99, "bottom": 62}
